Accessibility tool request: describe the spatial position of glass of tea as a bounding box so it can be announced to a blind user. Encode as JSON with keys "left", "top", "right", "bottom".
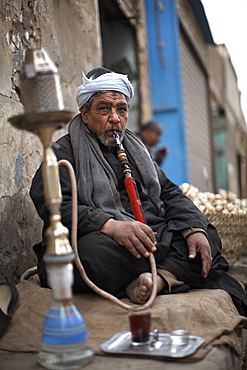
{"left": 128, "top": 307, "right": 151, "bottom": 346}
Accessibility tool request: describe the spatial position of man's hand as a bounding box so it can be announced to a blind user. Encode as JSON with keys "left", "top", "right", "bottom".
{"left": 100, "top": 219, "right": 157, "bottom": 259}
{"left": 187, "top": 233, "right": 212, "bottom": 278}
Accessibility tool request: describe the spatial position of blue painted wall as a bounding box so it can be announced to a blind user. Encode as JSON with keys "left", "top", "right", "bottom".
{"left": 145, "top": 0, "right": 188, "bottom": 185}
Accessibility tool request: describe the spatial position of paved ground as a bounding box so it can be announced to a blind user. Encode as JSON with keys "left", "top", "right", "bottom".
{"left": 1, "top": 344, "right": 246, "bottom": 370}
{"left": 1, "top": 253, "right": 246, "bottom": 370}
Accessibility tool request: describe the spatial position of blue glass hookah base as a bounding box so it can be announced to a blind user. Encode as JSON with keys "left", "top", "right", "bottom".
{"left": 42, "top": 305, "right": 88, "bottom": 346}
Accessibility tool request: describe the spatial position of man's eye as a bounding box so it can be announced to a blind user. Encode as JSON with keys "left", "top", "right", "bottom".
{"left": 99, "top": 106, "right": 109, "bottom": 114}
{"left": 118, "top": 107, "right": 128, "bottom": 113}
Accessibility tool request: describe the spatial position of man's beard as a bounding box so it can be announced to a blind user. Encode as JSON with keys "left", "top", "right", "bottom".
{"left": 98, "top": 128, "right": 124, "bottom": 147}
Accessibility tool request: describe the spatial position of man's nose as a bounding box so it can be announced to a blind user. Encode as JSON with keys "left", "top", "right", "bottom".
{"left": 109, "top": 109, "right": 120, "bottom": 122}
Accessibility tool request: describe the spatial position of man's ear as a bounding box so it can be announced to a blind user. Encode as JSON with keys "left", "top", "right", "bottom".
{"left": 80, "top": 106, "right": 88, "bottom": 123}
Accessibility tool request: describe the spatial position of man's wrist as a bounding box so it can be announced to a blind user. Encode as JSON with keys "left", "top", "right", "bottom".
{"left": 181, "top": 227, "right": 208, "bottom": 240}
{"left": 100, "top": 218, "right": 115, "bottom": 233}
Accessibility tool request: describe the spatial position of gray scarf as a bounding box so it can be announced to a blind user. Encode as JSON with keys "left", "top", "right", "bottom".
{"left": 68, "top": 114, "right": 164, "bottom": 221}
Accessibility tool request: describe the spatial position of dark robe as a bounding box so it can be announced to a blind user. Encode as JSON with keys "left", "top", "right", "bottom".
{"left": 30, "top": 134, "right": 247, "bottom": 316}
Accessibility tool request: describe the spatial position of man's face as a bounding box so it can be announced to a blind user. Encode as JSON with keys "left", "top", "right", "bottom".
{"left": 142, "top": 129, "right": 161, "bottom": 147}
{"left": 81, "top": 91, "right": 128, "bottom": 148}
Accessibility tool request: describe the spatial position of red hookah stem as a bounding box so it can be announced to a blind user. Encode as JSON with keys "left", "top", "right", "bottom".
{"left": 113, "top": 131, "right": 145, "bottom": 223}
{"left": 124, "top": 176, "right": 145, "bottom": 223}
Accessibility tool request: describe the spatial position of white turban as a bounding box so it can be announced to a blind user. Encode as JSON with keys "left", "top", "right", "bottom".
{"left": 76, "top": 71, "right": 134, "bottom": 109}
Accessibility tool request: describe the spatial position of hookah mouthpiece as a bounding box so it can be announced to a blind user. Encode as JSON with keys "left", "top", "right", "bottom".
{"left": 113, "top": 131, "right": 120, "bottom": 141}
{"left": 113, "top": 131, "right": 122, "bottom": 147}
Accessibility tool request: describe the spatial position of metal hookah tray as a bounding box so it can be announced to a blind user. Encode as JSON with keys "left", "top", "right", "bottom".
{"left": 101, "top": 331, "right": 205, "bottom": 359}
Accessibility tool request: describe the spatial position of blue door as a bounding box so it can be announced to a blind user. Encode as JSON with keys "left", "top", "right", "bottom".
{"left": 145, "top": 0, "right": 188, "bottom": 185}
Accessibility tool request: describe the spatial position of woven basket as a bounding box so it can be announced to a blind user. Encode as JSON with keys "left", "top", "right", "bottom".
{"left": 204, "top": 213, "right": 247, "bottom": 267}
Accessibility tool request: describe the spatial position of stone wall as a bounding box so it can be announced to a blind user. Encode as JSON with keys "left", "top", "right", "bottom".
{"left": 0, "top": 0, "right": 102, "bottom": 281}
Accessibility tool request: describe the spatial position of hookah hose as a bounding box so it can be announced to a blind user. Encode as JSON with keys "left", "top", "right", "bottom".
{"left": 58, "top": 136, "right": 158, "bottom": 311}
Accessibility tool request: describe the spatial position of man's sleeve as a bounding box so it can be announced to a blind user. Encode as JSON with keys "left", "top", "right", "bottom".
{"left": 155, "top": 164, "right": 208, "bottom": 232}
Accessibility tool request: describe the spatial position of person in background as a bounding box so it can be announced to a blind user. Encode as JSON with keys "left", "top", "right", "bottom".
{"left": 137, "top": 121, "right": 169, "bottom": 166}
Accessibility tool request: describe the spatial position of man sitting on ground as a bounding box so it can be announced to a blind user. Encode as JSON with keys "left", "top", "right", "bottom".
{"left": 30, "top": 67, "right": 247, "bottom": 316}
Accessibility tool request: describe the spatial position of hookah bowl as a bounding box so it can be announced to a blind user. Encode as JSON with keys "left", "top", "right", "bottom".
{"left": 8, "top": 47, "right": 94, "bottom": 369}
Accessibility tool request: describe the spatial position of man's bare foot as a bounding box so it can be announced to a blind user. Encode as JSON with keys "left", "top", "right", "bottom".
{"left": 125, "top": 273, "right": 166, "bottom": 304}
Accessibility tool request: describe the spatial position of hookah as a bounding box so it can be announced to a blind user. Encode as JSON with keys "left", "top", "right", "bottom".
{"left": 9, "top": 47, "right": 159, "bottom": 368}
{"left": 8, "top": 48, "right": 94, "bottom": 369}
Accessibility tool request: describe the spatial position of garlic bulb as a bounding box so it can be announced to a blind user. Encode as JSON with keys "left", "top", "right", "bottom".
{"left": 180, "top": 183, "right": 247, "bottom": 215}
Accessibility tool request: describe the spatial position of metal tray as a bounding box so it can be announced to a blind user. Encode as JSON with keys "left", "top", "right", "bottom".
{"left": 101, "top": 331, "right": 205, "bottom": 359}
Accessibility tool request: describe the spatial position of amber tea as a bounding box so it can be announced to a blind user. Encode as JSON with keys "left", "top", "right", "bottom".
{"left": 128, "top": 308, "right": 151, "bottom": 346}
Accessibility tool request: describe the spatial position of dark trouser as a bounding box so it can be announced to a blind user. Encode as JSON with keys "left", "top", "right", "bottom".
{"left": 34, "top": 222, "right": 247, "bottom": 316}
{"left": 72, "top": 224, "right": 247, "bottom": 317}
{"left": 73, "top": 231, "right": 164, "bottom": 297}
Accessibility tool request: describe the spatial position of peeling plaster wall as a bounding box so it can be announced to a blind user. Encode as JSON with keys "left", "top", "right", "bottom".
{"left": 0, "top": 0, "right": 102, "bottom": 281}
